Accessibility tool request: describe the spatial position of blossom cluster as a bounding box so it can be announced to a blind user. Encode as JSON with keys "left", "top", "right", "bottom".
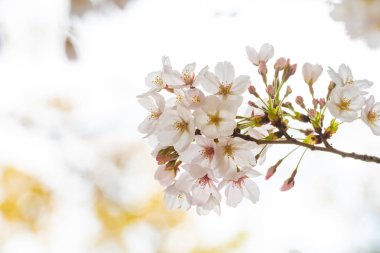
{"left": 331, "top": 0, "right": 380, "bottom": 48}
{"left": 137, "top": 43, "right": 380, "bottom": 215}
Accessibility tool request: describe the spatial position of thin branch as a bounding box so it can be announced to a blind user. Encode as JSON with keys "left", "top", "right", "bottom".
{"left": 232, "top": 131, "right": 380, "bottom": 164}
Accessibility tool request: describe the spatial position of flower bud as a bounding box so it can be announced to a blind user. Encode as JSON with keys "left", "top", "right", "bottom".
{"left": 274, "top": 57, "right": 287, "bottom": 71}
{"left": 282, "top": 59, "right": 297, "bottom": 82}
{"left": 308, "top": 108, "right": 316, "bottom": 118}
{"left": 266, "top": 159, "right": 283, "bottom": 180}
{"left": 280, "top": 177, "right": 295, "bottom": 191}
{"left": 266, "top": 85, "right": 275, "bottom": 97}
{"left": 248, "top": 85, "right": 260, "bottom": 98}
{"left": 295, "top": 96, "right": 305, "bottom": 109}
{"left": 318, "top": 98, "right": 326, "bottom": 108}
{"left": 248, "top": 100, "right": 257, "bottom": 108}
{"left": 312, "top": 98, "right": 318, "bottom": 109}
{"left": 285, "top": 86, "right": 292, "bottom": 97}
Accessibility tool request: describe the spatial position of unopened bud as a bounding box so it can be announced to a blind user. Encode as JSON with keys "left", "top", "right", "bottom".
{"left": 282, "top": 101, "right": 294, "bottom": 111}
{"left": 280, "top": 177, "right": 295, "bottom": 191}
{"left": 285, "top": 86, "right": 292, "bottom": 97}
{"left": 319, "top": 98, "right": 326, "bottom": 107}
{"left": 266, "top": 85, "right": 275, "bottom": 97}
{"left": 266, "top": 159, "right": 283, "bottom": 180}
{"left": 327, "top": 81, "right": 336, "bottom": 98}
{"left": 282, "top": 59, "right": 297, "bottom": 82}
{"left": 248, "top": 101, "right": 258, "bottom": 108}
{"left": 312, "top": 98, "right": 318, "bottom": 109}
{"left": 295, "top": 96, "right": 305, "bottom": 109}
{"left": 248, "top": 85, "right": 260, "bottom": 98}
{"left": 274, "top": 57, "right": 287, "bottom": 71}
{"left": 308, "top": 108, "right": 316, "bottom": 118}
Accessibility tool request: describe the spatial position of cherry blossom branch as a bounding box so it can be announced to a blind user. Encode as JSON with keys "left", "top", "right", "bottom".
{"left": 232, "top": 130, "right": 380, "bottom": 164}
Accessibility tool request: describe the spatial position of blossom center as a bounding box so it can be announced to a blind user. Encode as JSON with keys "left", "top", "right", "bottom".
{"left": 224, "top": 144, "right": 234, "bottom": 158}
{"left": 153, "top": 75, "right": 163, "bottom": 86}
{"left": 176, "top": 94, "right": 184, "bottom": 103}
{"left": 338, "top": 98, "right": 351, "bottom": 111}
{"left": 208, "top": 113, "right": 222, "bottom": 126}
{"left": 191, "top": 95, "right": 201, "bottom": 104}
{"left": 174, "top": 121, "right": 188, "bottom": 132}
{"left": 198, "top": 175, "right": 211, "bottom": 187}
{"left": 201, "top": 147, "right": 214, "bottom": 160}
{"left": 368, "top": 110, "right": 380, "bottom": 123}
{"left": 233, "top": 176, "right": 248, "bottom": 187}
{"left": 218, "top": 83, "right": 232, "bottom": 96}
{"left": 150, "top": 111, "right": 161, "bottom": 120}
{"left": 182, "top": 71, "right": 194, "bottom": 86}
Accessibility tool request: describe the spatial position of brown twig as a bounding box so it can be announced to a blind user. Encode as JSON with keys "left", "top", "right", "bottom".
{"left": 232, "top": 131, "right": 380, "bottom": 164}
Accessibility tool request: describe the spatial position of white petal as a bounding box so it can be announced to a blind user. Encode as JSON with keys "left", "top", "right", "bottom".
{"left": 243, "top": 180, "right": 260, "bottom": 203}
{"left": 192, "top": 184, "right": 211, "bottom": 205}
{"left": 202, "top": 71, "right": 220, "bottom": 94}
{"left": 327, "top": 67, "right": 343, "bottom": 87}
{"left": 338, "top": 64, "right": 353, "bottom": 84}
{"left": 232, "top": 75, "right": 250, "bottom": 94}
{"left": 225, "top": 183, "right": 243, "bottom": 207}
{"left": 246, "top": 46, "right": 259, "bottom": 65}
{"left": 174, "top": 131, "right": 192, "bottom": 152}
{"left": 354, "top": 79, "right": 373, "bottom": 89}
{"left": 215, "top": 61, "right": 235, "bottom": 84}
{"left": 259, "top": 43, "right": 274, "bottom": 62}
{"left": 182, "top": 164, "right": 208, "bottom": 179}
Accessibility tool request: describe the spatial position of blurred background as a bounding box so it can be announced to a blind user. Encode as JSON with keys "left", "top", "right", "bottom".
{"left": 0, "top": 0, "right": 379, "bottom": 252}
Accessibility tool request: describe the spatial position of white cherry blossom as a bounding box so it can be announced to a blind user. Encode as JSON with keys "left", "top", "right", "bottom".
{"left": 144, "top": 56, "right": 172, "bottom": 93}
{"left": 180, "top": 165, "right": 221, "bottom": 215}
{"left": 164, "top": 184, "right": 192, "bottom": 211}
{"left": 331, "top": 0, "right": 380, "bottom": 48}
{"left": 179, "top": 135, "right": 217, "bottom": 169}
{"left": 184, "top": 88, "right": 205, "bottom": 109}
{"left": 193, "top": 95, "right": 238, "bottom": 139}
{"left": 137, "top": 93, "right": 165, "bottom": 137}
{"left": 327, "top": 86, "right": 365, "bottom": 122}
{"left": 162, "top": 60, "right": 208, "bottom": 89}
{"left": 361, "top": 95, "right": 380, "bottom": 135}
{"left": 246, "top": 43, "right": 274, "bottom": 66}
{"left": 218, "top": 167, "right": 261, "bottom": 207}
{"left": 302, "top": 63, "right": 323, "bottom": 85}
{"left": 202, "top": 61, "right": 250, "bottom": 105}
{"left": 328, "top": 64, "right": 373, "bottom": 91}
{"left": 157, "top": 105, "right": 195, "bottom": 152}
{"left": 154, "top": 164, "right": 177, "bottom": 187}
{"left": 215, "top": 137, "right": 257, "bottom": 177}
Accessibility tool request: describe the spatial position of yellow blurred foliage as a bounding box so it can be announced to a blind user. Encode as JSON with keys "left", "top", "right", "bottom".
{"left": 0, "top": 166, "right": 51, "bottom": 230}
{"left": 192, "top": 232, "right": 248, "bottom": 253}
{"left": 95, "top": 190, "right": 185, "bottom": 240}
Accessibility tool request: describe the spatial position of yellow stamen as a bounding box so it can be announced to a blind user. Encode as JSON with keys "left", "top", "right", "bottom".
{"left": 338, "top": 98, "right": 351, "bottom": 111}
{"left": 150, "top": 111, "right": 160, "bottom": 119}
{"left": 191, "top": 95, "right": 201, "bottom": 104}
{"left": 368, "top": 110, "right": 379, "bottom": 123}
{"left": 218, "top": 83, "right": 232, "bottom": 96}
{"left": 174, "top": 121, "right": 188, "bottom": 132}
{"left": 224, "top": 144, "right": 234, "bottom": 158}
{"left": 153, "top": 75, "right": 163, "bottom": 86}
{"left": 182, "top": 72, "right": 194, "bottom": 86}
{"left": 208, "top": 113, "right": 222, "bottom": 126}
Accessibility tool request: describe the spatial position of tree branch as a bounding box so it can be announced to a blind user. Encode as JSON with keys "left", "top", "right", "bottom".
{"left": 232, "top": 131, "right": 380, "bottom": 164}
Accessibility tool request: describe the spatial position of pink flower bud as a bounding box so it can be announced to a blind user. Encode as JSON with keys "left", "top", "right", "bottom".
{"left": 274, "top": 57, "right": 287, "bottom": 71}
{"left": 248, "top": 85, "right": 260, "bottom": 98}
{"left": 312, "top": 98, "right": 318, "bottom": 109}
{"left": 319, "top": 98, "right": 326, "bottom": 107}
{"left": 295, "top": 96, "right": 305, "bottom": 109}
{"left": 280, "top": 177, "right": 295, "bottom": 191}
{"left": 282, "top": 59, "right": 297, "bottom": 82}
{"left": 308, "top": 109, "right": 316, "bottom": 118}
{"left": 265, "top": 159, "right": 283, "bottom": 180}
{"left": 285, "top": 86, "right": 292, "bottom": 97}
{"left": 266, "top": 85, "right": 275, "bottom": 97}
